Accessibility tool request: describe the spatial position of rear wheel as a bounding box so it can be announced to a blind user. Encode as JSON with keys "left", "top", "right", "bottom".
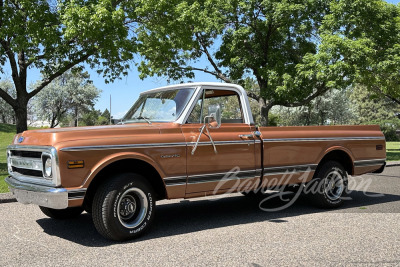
{"left": 306, "top": 161, "right": 348, "bottom": 208}
{"left": 39, "top": 206, "right": 83, "bottom": 219}
{"left": 92, "top": 173, "right": 156, "bottom": 241}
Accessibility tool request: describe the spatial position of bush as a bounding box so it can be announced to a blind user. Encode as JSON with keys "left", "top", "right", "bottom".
{"left": 367, "top": 119, "right": 400, "bottom": 141}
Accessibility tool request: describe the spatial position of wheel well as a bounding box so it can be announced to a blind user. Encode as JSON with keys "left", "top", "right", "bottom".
{"left": 316, "top": 150, "right": 354, "bottom": 175}
{"left": 83, "top": 159, "right": 166, "bottom": 212}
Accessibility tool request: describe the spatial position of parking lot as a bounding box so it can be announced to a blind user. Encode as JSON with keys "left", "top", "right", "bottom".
{"left": 1, "top": 165, "right": 399, "bottom": 266}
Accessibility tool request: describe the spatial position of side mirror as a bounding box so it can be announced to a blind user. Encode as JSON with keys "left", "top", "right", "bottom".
{"left": 192, "top": 105, "right": 221, "bottom": 155}
{"left": 207, "top": 104, "right": 221, "bottom": 128}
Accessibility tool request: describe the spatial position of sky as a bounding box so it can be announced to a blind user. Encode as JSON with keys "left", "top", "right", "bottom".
{"left": 4, "top": 0, "right": 400, "bottom": 119}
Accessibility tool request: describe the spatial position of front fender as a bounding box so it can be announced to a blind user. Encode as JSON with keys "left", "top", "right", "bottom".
{"left": 81, "top": 152, "right": 167, "bottom": 188}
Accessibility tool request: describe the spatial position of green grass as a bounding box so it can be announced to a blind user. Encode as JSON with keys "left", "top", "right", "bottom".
{"left": 0, "top": 124, "right": 17, "bottom": 193}
{"left": 387, "top": 141, "right": 400, "bottom": 162}
{"left": 0, "top": 124, "right": 399, "bottom": 193}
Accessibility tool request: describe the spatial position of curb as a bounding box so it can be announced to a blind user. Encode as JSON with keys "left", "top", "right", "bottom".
{"left": 386, "top": 161, "right": 400, "bottom": 167}
{"left": 0, "top": 192, "right": 16, "bottom": 204}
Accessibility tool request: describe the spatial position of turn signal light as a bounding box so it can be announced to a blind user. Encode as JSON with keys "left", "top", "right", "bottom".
{"left": 68, "top": 160, "right": 84, "bottom": 169}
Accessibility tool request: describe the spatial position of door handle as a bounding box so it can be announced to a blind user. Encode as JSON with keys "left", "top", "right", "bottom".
{"left": 239, "top": 134, "right": 254, "bottom": 139}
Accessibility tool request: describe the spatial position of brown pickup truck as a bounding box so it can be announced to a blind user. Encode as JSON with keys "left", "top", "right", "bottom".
{"left": 6, "top": 82, "right": 386, "bottom": 241}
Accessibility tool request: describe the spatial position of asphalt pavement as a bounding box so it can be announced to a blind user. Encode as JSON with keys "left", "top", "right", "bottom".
{"left": 0, "top": 165, "right": 399, "bottom": 266}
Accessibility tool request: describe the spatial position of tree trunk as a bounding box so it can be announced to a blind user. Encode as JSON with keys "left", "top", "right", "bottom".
{"left": 259, "top": 97, "right": 272, "bottom": 127}
{"left": 14, "top": 106, "right": 28, "bottom": 133}
{"left": 260, "top": 106, "right": 270, "bottom": 126}
{"left": 50, "top": 115, "right": 57, "bottom": 128}
{"left": 74, "top": 107, "right": 78, "bottom": 127}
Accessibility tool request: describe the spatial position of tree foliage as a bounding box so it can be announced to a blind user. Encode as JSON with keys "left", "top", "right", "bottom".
{"left": 33, "top": 70, "right": 100, "bottom": 128}
{"left": 274, "top": 89, "right": 356, "bottom": 126}
{"left": 135, "top": 0, "right": 356, "bottom": 126}
{"left": 0, "top": 0, "right": 138, "bottom": 133}
{"left": 350, "top": 85, "right": 400, "bottom": 124}
{"left": 321, "top": 0, "right": 400, "bottom": 105}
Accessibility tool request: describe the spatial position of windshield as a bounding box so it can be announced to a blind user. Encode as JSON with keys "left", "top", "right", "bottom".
{"left": 122, "top": 88, "right": 196, "bottom": 123}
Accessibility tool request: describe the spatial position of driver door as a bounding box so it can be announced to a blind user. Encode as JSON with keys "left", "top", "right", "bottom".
{"left": 181, "top": 88, "right": 259, "bottom": 197}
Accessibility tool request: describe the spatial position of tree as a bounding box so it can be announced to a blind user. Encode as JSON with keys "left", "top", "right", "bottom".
{"left": 0, "top": 79, "right": 15, "bottom": 124}
{"left": 101, "top": 109, "right": 111, "bottom": 124}
{"left": 33, "top": 70, "right": 100, "bottom": 128}
{"left": 135, "top": 0, "right": 352, "bottom": 126}
{"left": 321, "top": 0, "right": 400, "bottom": 105}
{"left": 349, "top": 85, "right": 400, "bottom": 124}
{"left": 275, "top": 89, "right": 356, "bottom": 126}
{"left": 0, "top": 0, "right": 137, "bottom": 133}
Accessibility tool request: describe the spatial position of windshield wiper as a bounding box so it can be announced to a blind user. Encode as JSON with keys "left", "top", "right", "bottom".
{"left": 132, "top": 116, "right": 152, "bottom": 125}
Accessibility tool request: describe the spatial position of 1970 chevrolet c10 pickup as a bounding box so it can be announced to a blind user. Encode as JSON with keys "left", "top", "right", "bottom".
{"left": 6, "top": 82, "right": 386, "bottom": 241}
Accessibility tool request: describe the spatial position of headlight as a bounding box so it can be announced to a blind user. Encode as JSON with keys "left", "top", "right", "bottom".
{"left": 42, "top": 155, "right": 52, "bottom": 178}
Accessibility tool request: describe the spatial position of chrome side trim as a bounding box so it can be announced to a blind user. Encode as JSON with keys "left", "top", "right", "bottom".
{"left": 354, "top": 159, "right": 386, "bottom": 167}
{"left": 164, "top": 169, "right": 259, "bottom": 186}
{"left": 263, "top": 137, "right": 385, "bottom": 142}
{"left": 60, "top": 140, "right": 255, "bottom": 152}
{"left": 188, "top": 169, "right": 257, "bottom": 184}
{"left": 188, "top": 140, "right": 254, "bottom": 146}
{"left": 60, "top": 142, "right": 187, "bottom": 152}
{"left": 263, "top": 164, "right": 318, "bottom": 177}
{"left": 67, "top": 189, "right": 87, "bottom": 200}
{"left": 164, "top": 176, "right": 187, "bottom": 186}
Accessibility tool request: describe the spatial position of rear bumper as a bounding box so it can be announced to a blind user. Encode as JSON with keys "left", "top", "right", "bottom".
{"left": 5, "top": 176, "right": 68, "bottom": 209}
{"left": 372, "top": 162, "right": 386, "bottom": 174}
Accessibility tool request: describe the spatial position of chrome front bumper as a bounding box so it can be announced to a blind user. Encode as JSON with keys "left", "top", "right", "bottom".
{"left": 5, "top": 176, "right": 68, "bottom": 209}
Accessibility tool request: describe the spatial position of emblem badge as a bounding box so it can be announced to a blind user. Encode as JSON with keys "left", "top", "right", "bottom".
{"left": 18, "top": 136, "right": 24, "bottom": 143}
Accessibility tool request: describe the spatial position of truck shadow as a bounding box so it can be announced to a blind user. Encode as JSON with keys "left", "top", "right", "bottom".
{"left": 36, "top": 189, "right": 400, "bottom": 247}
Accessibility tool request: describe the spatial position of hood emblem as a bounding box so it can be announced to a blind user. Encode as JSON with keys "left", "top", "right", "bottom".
{"left": 18, "top": 136, "right": 24, "bottom": 143}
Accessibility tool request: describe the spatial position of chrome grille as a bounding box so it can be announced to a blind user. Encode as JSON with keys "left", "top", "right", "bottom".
{"left": 10, "top": 150, "right": 42, "bottom": 158}
{"left": 7, "top": 145, "right": 60, "bottom": 187}
{"left": 9, "top": 153, "right": 43, "bottom": 178}
{"left": 11, "top": 167, "right": 42, "bottom": 177}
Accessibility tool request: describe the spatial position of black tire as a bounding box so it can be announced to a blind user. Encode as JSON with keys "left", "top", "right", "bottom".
{"left": 39, "top": 206, "right": 84, "bottom": 219}
{"left": 305, "top": 161, "right": 348, "bottom": 208}
{"left": 241, "top": 191, "right": 256, "bottom": 197}
{"left": 92, "top": 173, "right": 156, "bottom": 241}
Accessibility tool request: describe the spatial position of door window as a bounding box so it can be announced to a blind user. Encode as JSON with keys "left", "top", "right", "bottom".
{"left": 187, "top": 89, "right": 244, "bottom": 124}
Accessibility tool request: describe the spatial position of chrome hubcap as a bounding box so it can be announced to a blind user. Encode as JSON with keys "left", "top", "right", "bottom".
{"left": 119, "top": 195, "right": 137, "bottom": 220}
{"left": 117, "top": 188, "right": 148, "bottom": 228}
{"left": 324, "top": 170, "right": 344, "bottom": 201}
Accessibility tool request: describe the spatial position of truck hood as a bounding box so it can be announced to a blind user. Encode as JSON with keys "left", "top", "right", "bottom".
{"left": 11, "top": 124, "right": 161, "bottom": 147}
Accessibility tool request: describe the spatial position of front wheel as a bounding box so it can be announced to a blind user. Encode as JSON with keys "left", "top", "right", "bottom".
{"left": 92, "top": 173, "right": 156, "bottom": 241}
{"left": 305, "top": 161, "right": 348, "bottom": 208}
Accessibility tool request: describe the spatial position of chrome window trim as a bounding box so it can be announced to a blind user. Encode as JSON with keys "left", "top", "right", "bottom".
{"left": 7, "top": 145, "right": 61, "bottom": 187}
{"left": 180, "top": 84, "right": 254, "bottom": 125}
